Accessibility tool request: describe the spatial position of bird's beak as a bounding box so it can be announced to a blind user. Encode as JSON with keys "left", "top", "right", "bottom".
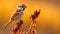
{"left": 25, "top": 6, "right": 27, "bottom": 8}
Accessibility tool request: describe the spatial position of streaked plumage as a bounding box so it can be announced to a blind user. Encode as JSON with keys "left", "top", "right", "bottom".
{"left": 4, "top": 4, "right": 27, "bottom": 29}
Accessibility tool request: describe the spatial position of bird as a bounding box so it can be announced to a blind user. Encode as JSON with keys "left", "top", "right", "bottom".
{"left": 3, "top": 4, "right": 27, "bottom": 29}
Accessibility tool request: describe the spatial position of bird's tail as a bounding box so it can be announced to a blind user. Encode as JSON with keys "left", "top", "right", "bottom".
{"left": 3, "top": 20, "right": 12, "bottom": 29}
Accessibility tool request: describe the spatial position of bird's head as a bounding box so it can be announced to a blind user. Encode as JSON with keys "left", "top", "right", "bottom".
{"left": 18, "top": 4, "right": 27, "bottom": 10}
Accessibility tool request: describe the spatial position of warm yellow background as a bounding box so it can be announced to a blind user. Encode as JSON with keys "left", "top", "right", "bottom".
{"left": 0, "top": 0, "right": 60, "bottom": 34}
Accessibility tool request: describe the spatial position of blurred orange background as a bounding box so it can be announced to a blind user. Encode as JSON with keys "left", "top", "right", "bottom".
{"left": 0, "top": 0, "right": 60, "bottom": 34}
